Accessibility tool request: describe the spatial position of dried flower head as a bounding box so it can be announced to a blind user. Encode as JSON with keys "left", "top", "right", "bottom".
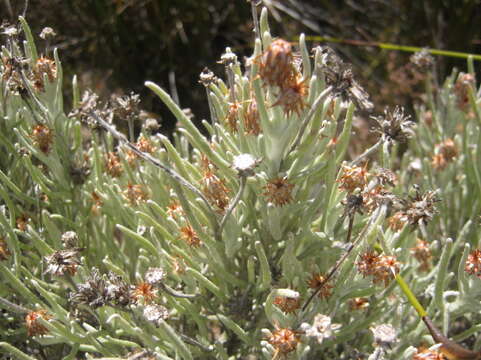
{"left": 370, "top": 324, "right": 397, "bottom": 347}
{"left": 32, "top": 56, "right": 57, "bottom": 91}
{"left": 307, "top": 272, "right": 333, "bottom": 300}
{"left": 362, "top": 186, "right": 397, "bottom": 214}
{"left": 300, "top": 313, "right": 341, "bottom": 344}
{"left": 267, "top": 327, "right": 302, "bottom": 357}
{"left": 105, "top": 152, "right": 123, "bottom": 177}
{"left": 172, "top": 255, "right": 186, "bottom": 275}
{"left": 349, "top": 297, "right": 369, "bottom": 311}
{"left": 432, "top": 139, "right": 458, "bottom": 171}
{"left": 0, "top": 237, "right": 11, "bottom": 261}
{"left": 106, "top": 272, "right": 131, "bottom": 307}
{"left": 30, "top": 124, "right": 54, "bottom": 154}
{"left": 218, "top": 47, "right": 237, "bottom": 66}
{"left": 318, "top": 46, "right": 373, "bottom": 111}
{"left": 143, "top": 304, "right": 169, "bottom": 326}
{"left": 259, "top": 39, "right": 295, "bottom": 88}
{"left": 404, "top": 189, "right": 439, "bottom": 226}
{"left": 111, "top": 92, "right": 141, "bottom": 122}
{"left": 200, "top": 168, "right": 230, "bottom": 213}
{"left": 272, "top": 74, "right": 308, "bottom": 117}
{"left": 273, "top": 296, "right": 301, "bottom": 314}
{"left": 357, "top": 252, "right": 400, "bottom": 287}
{"left": 70, "top": 269, "right": 130, "bottom": 308}
{"left": 180, "top": 225, "right": 201, "bottom": 247}
{"left": 68, "top": 90, "right": 111, "bottom": 128}
{"left": 122, "top": 183, "right": 149, "bottom": 206}
{"left": 44, "top": 248, "right": 82, "bottom": 276}
{"left": 199, "top": 67, "right": 218, "bottom": 86}
{"left": 263, "top": 177, "right": 295, "bottom": 207}
{"left": 372, "top": 106, "right": 416, "bottom": 143}
{"left": 465, "top": 249, "right": 481, "bottom": 278}
{"left": 61, "top": 231, "right": 79, "bottom": 249}
{"left": 454, "top": 73, "right": 476, "bottom": 111}
{"left": 131, "top": 282, "right": 157, "bottom": 304}
{"left": 410, "top": 50, "right": 434, "bottom": 73}
{"left": 141, "top": 114, "right": 161, "bottom": 133}
{"left": 70, "top": 268, "right": 109, "bottom": 309}
{"left": 244, "top": 96, "right": 261, "bottom": 135}
{"left": 372, "top": 168, "right": 397, "bottom": 187}
{"left": 411, "top": 239, "right": 432, "bottom": 272}
{"left": 144, "top": 267, "right": 166, "bottom": 287}
{"left": 338, "top": 164, "right": 370, "bottom": 193}
{"left": 25, "top": 309, "right": 52, "bottom": 336}
{"left": 39, "top": 27, "right": 56, "bottom": 39}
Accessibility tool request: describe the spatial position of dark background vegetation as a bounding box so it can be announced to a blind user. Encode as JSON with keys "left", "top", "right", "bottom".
{"left": 2, "top": 0, "right": 481, "bottom": 133}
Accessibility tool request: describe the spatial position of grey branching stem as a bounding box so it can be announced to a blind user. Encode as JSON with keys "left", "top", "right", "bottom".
{"left": 218, "top": 176, "right": 247, "bottom": 236}
{"left": 161, "top": 283, "right": 197, "bottom": 299}
{"left": 287, "top": 86, "right": 333, "bottom": 156}
{"left": 0, "top": 296, "right": 30, "bottom": 314}
{"left": 350, "top": 139, "right": 383, "bottom": 166}
{"left": 179, "top": 334, "right": 213, "bottom": 352}
{"left": 302, "top": 214, "right": 356, "bottom": 312}
{"left": 89, "top": 111, "right": 219, "bottom": 223}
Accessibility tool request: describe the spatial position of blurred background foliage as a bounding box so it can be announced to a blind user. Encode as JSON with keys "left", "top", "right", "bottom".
{"left": 2, "top": 0, "right": 481, "bottom": 133}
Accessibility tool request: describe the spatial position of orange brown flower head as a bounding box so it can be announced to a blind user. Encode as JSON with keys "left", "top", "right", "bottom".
{"left": 272, "top": 74, "right": 308, "bottom": 117}
{"left": 180, "top": 224, "right": 201, "bottom": 247}
{"left": 357, "top": 252, "right": 400, "bottom": 287}
{"left": 166, "top": 200, "right": 184, "bottom": 220}
{"left": 225, "top": 101, "right": 241, "bottom": 133}
{"left": 338, "top": 164, "right": 369, "bottom": 193}
{"left": 263, "top": 177, "right": 295, "bottom": 207}
{"left": 244, "top": 96, "right": 261, "bottom": 135}
{"left": 432, "top": 138, "right": 458, "bottom": 171}
{"left": 32, "top": 56, "right": 57, "bottom": 91}
{"left": 200, "top": 169, "right": 230, "bottom": 213}
{"left": 454, "top": 72, "right": 476, "bottom": 111}
{"left": 131, "top": 282, "right": 157, "bottom": 304}
{"left": 273, "top": 296, "right": 301, "bottom": 314}
{"left": 30, "top": 124, "right": 54, "bottom": 154}
{"left": 91, "top": 191, "right": 103, "bottom": 215}
{"left": 267, "top": 327, "right": 301, "bottom": 357}
{"left": 122, "top": 183, "right": 149, "bottom": 206}
{"left": 411, "top": 239, "right": 432, "bottom": 272}
{"left": 259, "top": 39, "right": 296, "bottom": 88}
{"left": 349, "top": 297, "right": 369, "bottom": 311}
{"left": 388, "top": 211, "right": 408, "bottom": 232}
{"left": 16, "top": 214, "right": 30, "bottom": 232}
{"left": 0, "top": 237, "right": 11, "bottom": 261}
{"left": 465, "top": 249, "right": 481, "bottom": 278}
{"left": 25, "top": 309, "right": 52, "bottom": 336}
{"left": 412, "top": 346, "right": 445, "bottom": 360}
{"left": 307, "top": 272, "right": 333, "bottom": 300}
{"left": 105, "top": 152, "right": 123, "bottom": 177}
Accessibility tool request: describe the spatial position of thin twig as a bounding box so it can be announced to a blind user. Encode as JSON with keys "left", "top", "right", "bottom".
{"left": 89, "top": 111, "right": 219, "bottom": 223}
{"left": 350, "top": 139, "right": 383, "bottom": 166}
{"left": 161, "top": 283, "right": 197, "bottom": 299}
{"left": 302, "top": 213, "right": 355, "bottom": 312}
{"left": 0, "top": 296, "right": 30, "bottom": 314}
{"left": 218, "top": 176, "right": 247, "bottom": 236}
{"left": 179, "top": 334, "right": 213, "bottom": 352}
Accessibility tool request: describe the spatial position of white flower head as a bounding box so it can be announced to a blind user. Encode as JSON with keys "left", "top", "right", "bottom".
{"left": 370, "top": 323, "right": 397, "bottom": 347}
{"left": 232, "top": 153, "right": 259, "bottom": 177}
{"left": 300, "top": 313, "right": 341, "bottom": 344}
